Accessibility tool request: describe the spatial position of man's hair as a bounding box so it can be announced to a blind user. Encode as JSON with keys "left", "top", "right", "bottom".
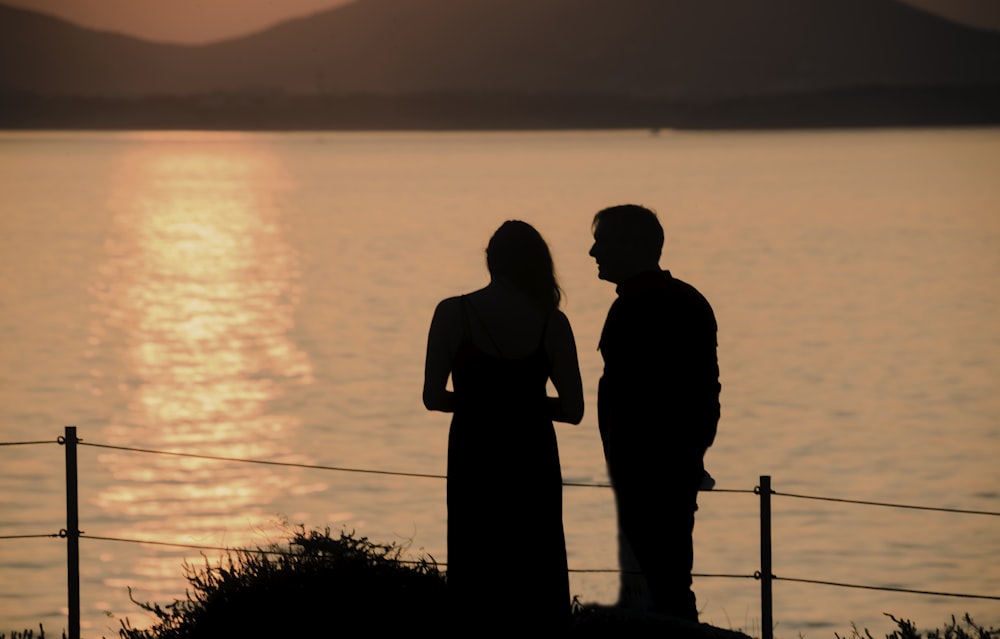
{"left": 592, "top": 204, "right": 664, "bottom": 261}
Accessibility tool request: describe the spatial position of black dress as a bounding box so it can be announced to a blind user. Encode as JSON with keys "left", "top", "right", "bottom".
{"left": 446, "top": 296, "right": 569, "bottom": 628}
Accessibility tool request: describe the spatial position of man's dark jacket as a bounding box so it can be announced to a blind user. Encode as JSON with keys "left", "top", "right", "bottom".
{"left": 597, "top": 269, "right": 721, "bottom": 490}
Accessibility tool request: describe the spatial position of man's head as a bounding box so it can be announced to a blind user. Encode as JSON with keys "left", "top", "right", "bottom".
{"left": 589, "top": 204, "right": 664, "bottom": 284}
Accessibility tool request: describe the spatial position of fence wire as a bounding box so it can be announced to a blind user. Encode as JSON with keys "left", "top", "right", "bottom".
{"left": 772, "top": 490, "right": 1000, "bottom": 517}
{"left": 0, "top": 440, "right": 58, "bottom": 446}
{"left": 79, "top": 533, "right": 758, "bottom": 577}
{"left": 3, "top": 434, "right": 1000, "bottom": 604}
{"left": 80, "top": 441, "right": 449, "bottom": 480}
{"left": 774, "top": 576, "right": 1000, "bottom": 601}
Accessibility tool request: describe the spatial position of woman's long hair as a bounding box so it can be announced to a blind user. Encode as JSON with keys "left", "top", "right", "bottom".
{"left": 486, "top": 220, "right": 563, "bottom": 311}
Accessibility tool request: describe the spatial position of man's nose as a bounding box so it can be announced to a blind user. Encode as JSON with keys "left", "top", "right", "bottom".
{"left": 588, "top": 243, "right": 597, "bottom": 257}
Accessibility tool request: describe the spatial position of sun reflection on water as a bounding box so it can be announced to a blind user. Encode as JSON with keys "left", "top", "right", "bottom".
{"left": 88, "top": 136, "right": 316, "bottom": 551}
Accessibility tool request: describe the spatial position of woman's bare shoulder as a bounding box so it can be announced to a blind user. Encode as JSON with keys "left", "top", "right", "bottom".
{"left": 434, "top": 295, "right": 463, "bottom": 311}
{"left": 548, "top": 308, "right": 573, "bottom": 330}
{"left": 545, "top": 309, "right": 577, "bottom": 345}
{"left": 430, "top": 295, "right": 464, "bottom": 327}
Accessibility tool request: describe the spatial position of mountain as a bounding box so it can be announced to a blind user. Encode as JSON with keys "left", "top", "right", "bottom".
{"left": 2, "top": 0, "right": 999, "bottom": 129}
{"left": 3, "top": 0, "right": 1000, "bottom": 98}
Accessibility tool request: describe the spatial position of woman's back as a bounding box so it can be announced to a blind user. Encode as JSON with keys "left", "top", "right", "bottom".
{"left": 460, "top": 283, "right": 549, "bottom": 359}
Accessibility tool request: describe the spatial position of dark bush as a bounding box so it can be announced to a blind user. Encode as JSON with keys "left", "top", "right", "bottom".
{"left": 118, "top": 527, "right": 446, "bottom": 638}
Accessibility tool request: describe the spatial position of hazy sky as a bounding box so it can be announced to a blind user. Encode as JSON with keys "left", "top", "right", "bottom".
{"left": 7, "top": 0, "right": 1000, "bottom": 43}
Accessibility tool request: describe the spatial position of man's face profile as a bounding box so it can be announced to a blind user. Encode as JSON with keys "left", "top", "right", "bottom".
{"left": 589, "top": 222, "right": 629, "bottom": 284}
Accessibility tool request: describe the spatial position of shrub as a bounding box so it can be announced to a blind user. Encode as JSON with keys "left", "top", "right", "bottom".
{"left": 118, "top": 527, "right": 447, "bottom": 638}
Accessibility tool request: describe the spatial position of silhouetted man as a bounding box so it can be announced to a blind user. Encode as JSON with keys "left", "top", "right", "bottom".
{"left": 589, "top": 204, "right": 720, "bottom": 622}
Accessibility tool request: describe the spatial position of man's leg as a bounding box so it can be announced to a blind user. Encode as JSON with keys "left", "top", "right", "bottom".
{"left": 616, "top": 527, "right": 652, "bottom": 609}
{"left": 643, "top": 505, "right": 697, "bottom": 621}
{"left": 617, "top": 484, "right": 699, "bottom": 622}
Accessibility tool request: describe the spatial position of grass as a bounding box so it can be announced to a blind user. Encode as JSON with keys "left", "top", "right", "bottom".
{"left": 836, "top": 614, "right": 1000, "bottom": 639}
{"left": 0, "top": 628, "right": 64, "bottom": 639}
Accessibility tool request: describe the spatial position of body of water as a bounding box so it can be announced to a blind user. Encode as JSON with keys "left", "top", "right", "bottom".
{"left": 1, "top": 128, "right": 998, "bottom": 638}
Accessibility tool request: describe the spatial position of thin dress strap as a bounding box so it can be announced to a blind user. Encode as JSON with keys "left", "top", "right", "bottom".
{"left": 460, "top": 295, "right": 472, "bottom": 338}
{"left": 463, "top": 295, "right": 506, "bottom": 358}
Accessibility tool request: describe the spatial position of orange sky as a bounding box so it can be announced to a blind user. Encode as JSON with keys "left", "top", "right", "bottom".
{"left": 6, "top": 0, "right": 1000, "bottom": 43}
{"left": 6, "top": 0, "right": 354, "bottom": 43}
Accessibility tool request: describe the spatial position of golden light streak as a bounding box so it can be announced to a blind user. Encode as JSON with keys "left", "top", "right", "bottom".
{"left": 89, "top": 133, "right": 317, "bottom": 551}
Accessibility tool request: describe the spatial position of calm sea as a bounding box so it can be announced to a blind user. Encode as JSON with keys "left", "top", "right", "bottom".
{"left": 1, "top": 128, "right": 998, "bottom": 638}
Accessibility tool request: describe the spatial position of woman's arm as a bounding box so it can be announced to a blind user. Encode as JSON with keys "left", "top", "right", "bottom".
{"left": 546, "top": 311, "right": 585, "bottom": 425}
{"left": 423, "top": 298, "right": 460, "bottom": 413}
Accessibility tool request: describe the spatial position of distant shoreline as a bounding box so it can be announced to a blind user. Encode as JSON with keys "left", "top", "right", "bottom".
{"left": 2, "top": 86, "right": 999, "bottom": 131}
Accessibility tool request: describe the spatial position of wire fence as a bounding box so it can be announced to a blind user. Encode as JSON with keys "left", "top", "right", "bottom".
{"left": 2, "top": 429, "right": 999, "bottom": 639}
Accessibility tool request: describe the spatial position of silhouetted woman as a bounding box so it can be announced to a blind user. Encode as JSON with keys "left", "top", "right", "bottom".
{"left": 423, "top": 220, "right": 584, "bottom": 629}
